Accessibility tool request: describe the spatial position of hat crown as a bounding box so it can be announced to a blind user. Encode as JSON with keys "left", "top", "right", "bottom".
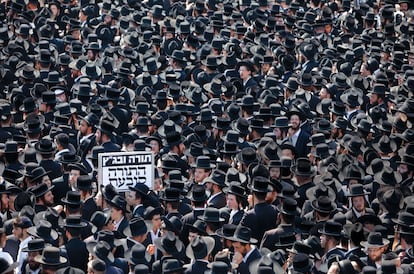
{"left": 367, "top": 232, "right": 385, "bottom": 245}
{"left": 234, "top": 226, "right": 253, "bottom": 242}
{"left": 27, "top": 239, "right": 45, "bottom": 251}
{"left": 349, "top": 184, "right": 366, "bottom": 196}
{"left": 37, "top": 220, "right": 52, "bottom": 237}
{"left": 42, "top": 247, "right": 62, "bottom": 264}
{"left": 295, "top": 158, "right": 313, "bottom": 173}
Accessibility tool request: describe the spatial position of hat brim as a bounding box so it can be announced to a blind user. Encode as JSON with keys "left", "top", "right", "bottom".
{"left": 360, "top": 238, "right": 390, "bottom": 248}
{"left": 185, "top": 236, "right": 215, "bottom": 260}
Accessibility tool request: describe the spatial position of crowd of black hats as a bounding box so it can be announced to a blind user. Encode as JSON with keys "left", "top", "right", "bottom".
{"left": 1, "top": 0, "right": 414, "bottom": 273}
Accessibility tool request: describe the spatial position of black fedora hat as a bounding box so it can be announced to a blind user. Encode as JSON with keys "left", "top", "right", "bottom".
{"left": 30, "top": 167, "right": 50, "bottom": 183}
{"left": 159, "top": 187, "right": 182, "bottom": 202}
{"left": 53, "top": 102, "right": 76, "bottom": 117}
{"left": 191, "top": 155, "right": 215, "bottom": 169}
{"left": 34, "top": 138, "right": 56, "bottom": 154}
{"left": 44, "top": 71, "right": 64, "bottom": 84}
{"left": 374, "top": 166, "right": 402, "bottom": 186}
{"left": 62, "top": 215, "right": 87, "bottom": 228}
{"left": 221, "top": 130, "right": 242, "bottom": 144}
{"left": 57, "top": 152, "right": 81, "bottom": 164}
{"left": 16, "top": 64, "right": 39, "bottom": 80}
{"left": 33, "top": 207, "right": 63, "bottom": 230}
{"left": 27, "top": 183, "right": 54, "bottom": 198}
{"left": 158, "top": 119, "right": 182, "bottom": 138}
{"left": 223, "top": 182, "right": 246, "bottom": 199}
{"left": 34, "top": 246, "right": 67, "bottom": 266}
{"left": 372, "top": 135, "right": 397, "bottom": 154}
{"left": 185, "top": 236, "right": 215, "bottom": 260}
{"left": 107, "top": 195, "right": 128, "bottom": 212}
{"left": 61, "top": 191, "right": 83, "bottom": 206}
{"left": 187, "top": 184, "right": 208, "bottom": 202}
{"left": 291, "top": 158, "right": 316, "bottom": 177}
{"left": 249, "top": 176, "right": 271, "bottom": 193}
{"left": 76, "top": 175, "right": 93, "bottom": 191}
{"left": 311, "top": 196, "right": 337, "bottom": 214}
{"left": 271, "top": 117, "right": 290, "bottom": 128}
{"left": 276, "top": 197, "right": 299, "bottom": 216}
{"left": 154, "top": 231, "right": 185, "bottom": 256}
{"left": 346, "top": 184, "right": 370, "bottom": 197}
{"left": 125, "top": 242, "right": 151, "bottom": 266}
{"left": 22, "top": 238, "right": 46, "bottom": 252}
{"left": 228, "top": 225, "right": 258, "bottom": 244}
{"left": 162, "top": 259, "right": 185, "bottom": 274}
{"left": 123, "top": 217, "right": 148, "bottom": 237}
{"left": 360, "top": 232, "right": 390, "bottom": 248}
{"left": 203, "top": 169, "right": 226, "bottom": 187}
{"left": 87, "top": 241, "right": 114, "bottom": 263}
{"left": 162, "top": 216, "right": 183, "bottom": 235}
{"left": 19, "top": 97, "right": 38, "bottom": 113}
{"left": 236, "top": 147, "right": 258, "bottom": 165}
{"left": 198, "top": 207, "right": 225, "bottom": 223}
{"left": 318, "top": 221, "right": 342, "bottom": 237}
{"left": 27, "top": 220, "right": 59, "bottom": 242}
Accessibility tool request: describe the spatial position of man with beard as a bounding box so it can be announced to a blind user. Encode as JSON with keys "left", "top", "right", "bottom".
{"left": 95, "top": 113, "right": 121, "bottom": 153}
{"left": 14, "top": 217, "right": 33, "bottom": 274}
{"left": 22, "top": 239, "right": 46, "bottom": 274}
{"left": 286, "top": 111, "right": 310, "bottom": 159}
{"left": 77, "top": 113, "right": 98, "bottom": 161}
{"left": 397, "top": 153, "right": 414, "bottom": 197}
{"left": 345, "top": 184, "right": 374, "bottom": 223}
{"left": 319, "top": 221, "right": 344, "bottom": 264}
{"left": 204, "top": 169, "right": 226, "bottom": 209}
{"left": 27, "top": 183, "right": 55, "bottom": 213}
{"left": 368, "top": 84, "right": 387, "bottom": 111}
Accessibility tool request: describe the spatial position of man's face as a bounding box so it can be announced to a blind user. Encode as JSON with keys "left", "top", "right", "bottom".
{"left": 320, "top": 234, "right": 328, "bottom": 249}
{"left": 369, "top": 94, "right": 379, "bottom": 106}
{"left": 239, "top": 66, "right": 251, "bottom": 80}
{"left": 79, "top": 120, "right": 90, "bottom": 135}
{"left": 125, "top": 191, "right": 139, "bottom": 207}
{"left": 12, "top": 226, "right": 23, "bottom": 239}
{"left": 110, "top": 207, "right": 122, "bottom": 220}
{"left": 352, "top": 196, "right": 365, "bottom": 212}
{"left": 95, "top": 129, "right": 102, "bottom": 145}
{"left": 289, "top": 114, "right": 301, "bottom": 130}
{"left": 42, "top": 191, "right": 54, "bottom": 206}
{"left": 367, "top": 246, "right": 384, "bottom": 262}
{"left": 69, "top": 169, "right": 81, "bottom": 186}
{"left": 152, "top": 214, "right": 162, "bottom": 230}
{"left": 194, "top": 168, "right": 210, "bottom": 183}
{"left": 42, "top": 176, "right": 51, "bottom": 187}
{"left": 28, "top": 251, "right": 41, "bottom": 270}
{"left": 232, "top": 241, "right": 248, "bottom": 256}
{"left": 1, "top": 194, "right": 9, "bottom": 210}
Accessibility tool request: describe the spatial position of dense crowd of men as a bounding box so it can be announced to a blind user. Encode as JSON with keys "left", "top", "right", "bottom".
{"left": 0, "top": 0, "right": 414, "bottom": 273}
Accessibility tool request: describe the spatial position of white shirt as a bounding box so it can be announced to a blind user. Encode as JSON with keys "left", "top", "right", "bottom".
{"left": 17, "top": 236, "right": 33, "bottom": 274}
{"left": 0, "top": 249, "right": 13, "bottom": 265}
{"left": 113, "top": 217, "right": 124, "bottom": 231}
{"left": 243, "top": 246, "right": 256, "bottom": 263}
{"left": 207, "top": 192, "right": 221, "bottom": 205}
{"left": 290, "top": 128, "right": 301, "bottom": 147}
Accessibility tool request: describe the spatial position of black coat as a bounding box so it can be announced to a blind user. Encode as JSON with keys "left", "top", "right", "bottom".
{"left": 184, "top": 260, "right": 209, "bottom": 274}
{"left": 102, "top": 141, "right": 121, "bottom": 152}
{"left": 39, "top": 159, "right": 63, "bottom": 181}
{"left": 236, "top": 248, "right": 262, "bottom": 274}
{"left": 207, "top": 192, "right": 226, "bottom": 209}
{"left": 229, "top": 210, "right": 244, "bottom": 226}
{"left": 52, "top": 173, "right": 70, "bottom": 205}
{"left": 82, "top": 196, "right": 98, "bottom": 221}
{"left": 63, "top": 238, "right": 89, "bottom": 272}
{"left": 292, "top": 129, "right": 311, "bottom": 159}
{"left": 240, "top": 203, "right": 278, "bottom": 246}
{"left": 180, "top": 209, "right": 205, "bottom": 246}
{"left": 115, "top": 217, "right": 129, "bottom": 238}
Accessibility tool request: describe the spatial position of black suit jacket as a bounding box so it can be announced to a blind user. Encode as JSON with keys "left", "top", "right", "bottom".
{"left": 230, "top": 210, "right": 244, "bottom": 226}
{"left": 52, "top": 173, "right": 70, "bottom": 205}
{"left": 237, "top": 248, "right": 262, "bottom": 274}
{"left": 40, "top": 159, "right": 63, "bottom": 181}
{"left": 4, "top": 235, "right": 19, "bottom": 261}
{"left": 82, "top": 196, "right": 98, "bottom": 221}
{"left": 207, "top": 192, "right": 226, "bottom": 209}
{"left": 116, "top": 217, "right": 129, "bottom": 238}
{"left": 184, "top": 260, "right": 209, "bottom": 274}
{"left": 241, "top": 203, "right": 278, "bottom": 246}
{"left": 293, "top": 129, "right": 311, "bottom": 158}
{"left": 180, "top": 209, "right": 205, "bottom": 246}
{"left": 64, "top": 238, "right": 89, "bottom": 272}
{"left": 102, "top": 141, "right": 121, "bottom": 152}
